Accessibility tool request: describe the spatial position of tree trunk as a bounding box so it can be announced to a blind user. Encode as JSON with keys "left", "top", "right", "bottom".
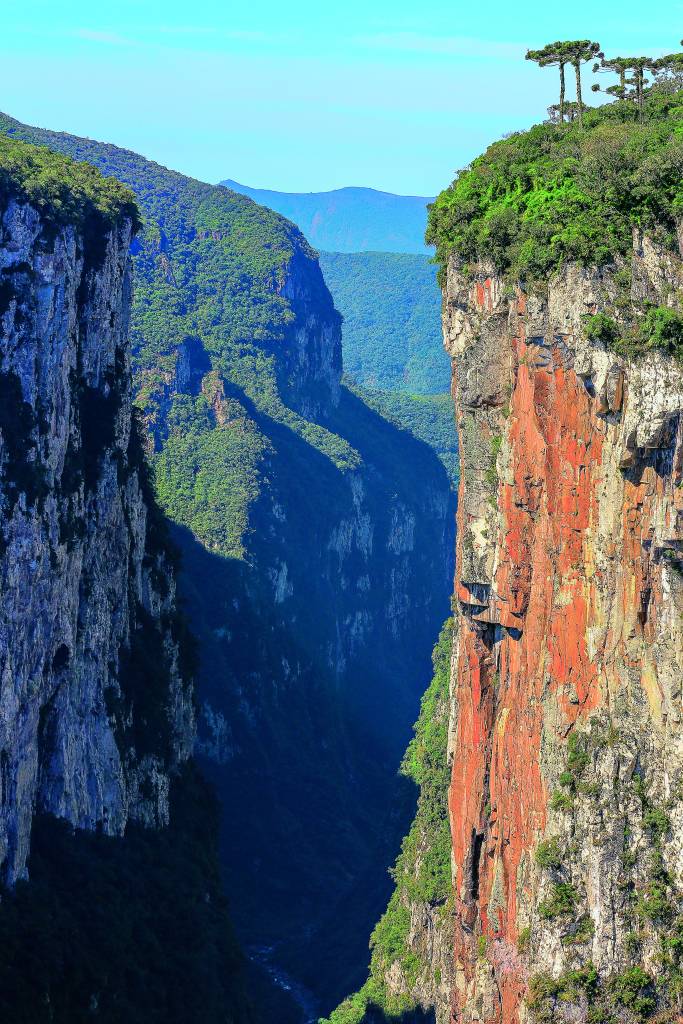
{"left": 620, "top": 68, "right": 626, "bottom": 98}
{"left": 559, "top": 62, "right": 566, "bottom": 122}
{"left": 637, "top": 68, "right": 643, "bottom": 122}
{"left": 574, "top": 60, "right": 583, "bottom": 126}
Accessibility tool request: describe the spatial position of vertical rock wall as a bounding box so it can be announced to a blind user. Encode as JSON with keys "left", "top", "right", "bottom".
{"left": 443, "top": 238, "right": 683, "bottom": 1022}
{"left": 0, "top": 196, "right": 194, "bottom": 884}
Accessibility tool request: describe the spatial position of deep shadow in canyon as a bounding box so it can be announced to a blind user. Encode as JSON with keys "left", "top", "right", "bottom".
{"left": 172, "top": 387, "right": 454, "bottom": 1017}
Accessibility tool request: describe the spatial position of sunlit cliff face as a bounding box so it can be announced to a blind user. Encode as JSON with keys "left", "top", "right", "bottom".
{"left": 444, "top": 238, "right": 683, "bottom": 1023}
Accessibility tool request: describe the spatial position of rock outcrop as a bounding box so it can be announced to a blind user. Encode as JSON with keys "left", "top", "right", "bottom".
{"left": 443, "top": 232, "right": 683, "bottom": 1022}
{"left": 0, "top": 187, "right": 193, "bottom": 884}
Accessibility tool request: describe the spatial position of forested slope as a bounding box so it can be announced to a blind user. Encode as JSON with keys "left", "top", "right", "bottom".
{"left": 0, "top": 112, "right": 454, "bottom": 1015}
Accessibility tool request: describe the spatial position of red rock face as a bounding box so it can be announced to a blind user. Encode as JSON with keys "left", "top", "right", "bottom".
{"left": 443, "top": 256, "right": 683, "bottom": 1023}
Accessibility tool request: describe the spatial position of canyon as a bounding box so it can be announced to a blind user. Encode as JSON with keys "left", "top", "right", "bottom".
{"left": 0, "top": 115, "right": 454, "bottom": 1018}
{"left": 2, "top": 74, "right": 683, "bottom": 1024}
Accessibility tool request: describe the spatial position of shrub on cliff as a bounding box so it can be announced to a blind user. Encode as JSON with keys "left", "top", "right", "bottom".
{"left": 427, "top": 88, "right": 683, "bottom": 286}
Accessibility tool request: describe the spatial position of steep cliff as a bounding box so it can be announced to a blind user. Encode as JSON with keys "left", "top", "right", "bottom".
{"left": 329, "top": 86, "right": 683, "bottom": 1024}
{"left": 0, "top": 136, "right": 193, "bottom": 883}
{"left": 442, "top": 242, "right": 683, "bottom": 1024}
{"left": 0, "top": 135, "right": 251, "bottom": 1024}
{"left": 0, "top": 113, "right": 454, "bottom": 1012}
{"left": 435, "top": 91, "right": 683, "bottom": 1024}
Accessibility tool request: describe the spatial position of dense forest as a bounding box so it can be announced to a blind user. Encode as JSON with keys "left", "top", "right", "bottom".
{"left": 318, "top": 251, "right": 448, "bottom": 394}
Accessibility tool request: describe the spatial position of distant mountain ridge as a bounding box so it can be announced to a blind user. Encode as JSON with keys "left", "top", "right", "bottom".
{"left": 221, "top": 180, "right": 434, "bottom": 254}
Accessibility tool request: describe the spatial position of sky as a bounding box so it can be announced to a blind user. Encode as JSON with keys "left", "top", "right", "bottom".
{"left": 3, "top": 0, "right": 682, "bottom": 195}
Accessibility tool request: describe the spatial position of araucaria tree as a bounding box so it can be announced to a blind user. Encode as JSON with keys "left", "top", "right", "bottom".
{"left": 630, "top": 56, "right": 660, "bottom": 120}
{"left": 654, "top": 48, "right": 683, "bottom": 93}
{"left": 526, "top": 42, "right": 569, "bottom": 122}
{"left": 591, "top": 56, "right": 633, "bottom": 99}
{"left": 527, "top": 40, "right": 601, "bottom": 125}
{"left": 562, "top": 40, "right": 602, "bottom": 124}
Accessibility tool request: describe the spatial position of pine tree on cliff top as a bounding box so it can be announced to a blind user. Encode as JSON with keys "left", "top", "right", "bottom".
{"left": 527, "top": 40, "right": 601, "bottom": 125}
{"left": 526, "top": 42, "right": 570, "bottom": 122}
{"left": 562, "top": 40, "right": 602, "bottom": 125}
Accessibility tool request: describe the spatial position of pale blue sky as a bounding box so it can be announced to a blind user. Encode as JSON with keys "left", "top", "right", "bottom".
{"left": 3, "top": 0, "right": 681, "bottom": 194}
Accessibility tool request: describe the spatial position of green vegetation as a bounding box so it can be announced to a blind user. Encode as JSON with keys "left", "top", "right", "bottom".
{"left": 0, "top": 768, "right": 252, "bottom": 1024}
{"left": 567, "top": 732, "right": 591, "bottom": 775}
{"left": 643, "top": 805, "right": 671, "bottom": 840}
{"left": 529, "top": 961, "right": 657, "bottom": 1023}
{"left": 154, "top": 393, "right": 270, "bottom": 558}
{"left": 0, "top": 133, "right": 139, "bottom": 233}
{"left": 551, "top": 789, "right": 574, "bottom": 811}
{"left": 316, "top": 252, "right": 455, "bottom": 481}
{"left": 538, "top": 882, "right": 579, "bottom": 920}
{"left": 609, "top": 967, "right": 656, "bottom": 1019}
{"left": 427, "top": 87, "right": 683, "bottom": 287}
{"left": 222, "top": 180, "right": 433, "bottom": 255}
{"left": 585, "top": 305, "right": 683, "bottom": 361}
{"left": 548, "top": 731, "right": 593, "bottom": 813}
{"left": 556, "top": 731, "right": 591, "bottom": 795}
{"left": 562, "top": 914, "right": 595, "bottom": 946}
{"left": 322, "top": 620, "right": 455, "bottom": 1024}
{"left": 535, "top": 838, "right": 562, "bottom": 870}
{"left": 526, "top": 41, "right": 602, "bottom": 126}
{"left": 0, "top": 111, "right": 365, "bottom": 561}
{"left": 394, "top": 618, "right": 454, "bottom": 906}
{"left": 485, "top": 434, "right": 502, "bottom": 490}
{"left": 533, "top": 754, "right": 683, "bottom": 1022}
{"left": 318, "top": 251, "right": 448, "bottom": 395}
{"left": 584, "top": 313, "right": 621, "bottom": 345}
{"left": 0, "top": 114, "right": 454, "bottom": 1017}
{"left": 636, "top": 306, "right": 683, "bottom": 358}
{"left": 529, "top": 962, "right": 601, "bottom": 1022}
{"left": 348, "top": 383, "right": 458, "bottom": 486}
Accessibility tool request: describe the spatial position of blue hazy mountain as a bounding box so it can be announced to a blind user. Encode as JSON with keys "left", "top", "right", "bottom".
{"left": 221, "top": 180, "right": 434, "bottom": 254}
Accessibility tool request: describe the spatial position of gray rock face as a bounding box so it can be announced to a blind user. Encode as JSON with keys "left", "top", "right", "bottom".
{"left": 0, "top": 198, "right": 194, "bottom": 884}
{"left": 440, "top": 237, "right": 683, "bottom": 1023}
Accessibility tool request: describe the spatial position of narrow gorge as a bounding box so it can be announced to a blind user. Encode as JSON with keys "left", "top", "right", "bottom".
{"left": 2, "top": 47, "right": 683, "bottom": 1024}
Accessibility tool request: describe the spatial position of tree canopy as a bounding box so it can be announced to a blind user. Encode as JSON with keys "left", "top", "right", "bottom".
{"left": 427, "top": 86, "right": 683, "bottom": 285}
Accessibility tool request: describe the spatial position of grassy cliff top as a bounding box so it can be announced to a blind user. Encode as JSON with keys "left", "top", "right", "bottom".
{"left": 427, "top": 88, "right": 683, "bottom": 285}
{"left": 0, "top": 133, "right": 140, "bottom": 231}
